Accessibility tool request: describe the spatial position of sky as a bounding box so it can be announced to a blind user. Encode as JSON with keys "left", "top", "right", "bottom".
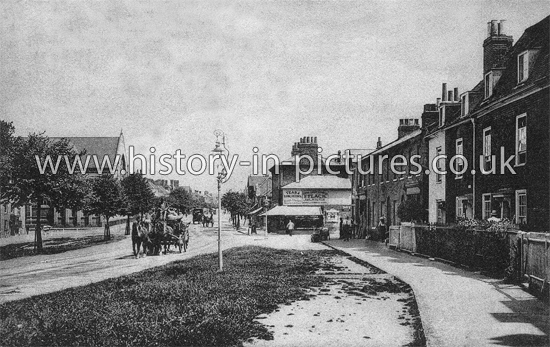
{"left": 1, "top": 0, "right": 548, "bottom": 193}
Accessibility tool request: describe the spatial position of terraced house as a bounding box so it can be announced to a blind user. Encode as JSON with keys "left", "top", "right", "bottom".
{"left": 427, "top": 17, "right": 549, "bottom": 230}
{"left": 353, "top": 16, "right": 549, "bottom": 233}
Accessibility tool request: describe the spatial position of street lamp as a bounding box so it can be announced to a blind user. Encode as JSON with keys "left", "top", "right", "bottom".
{"left": 212, "top": 130, "right": 229, "bottom": 272}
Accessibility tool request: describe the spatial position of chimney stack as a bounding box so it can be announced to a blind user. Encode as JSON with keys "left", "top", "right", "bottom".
{"left": 376, "top": 137, "right": 382, "bottom": 149}
{"left": 442, "top": 83, "right": 447, "bottom": 101}
{"left": 483, "top": 19, "right": 513, "bottom": 74}
{"left": 398, "top": 118, "right": 421, "bottom": 138}
{"left": 454, "top": 88, "right": 459, "bottom": 101}
{"left": 448, "top": 90, "right": 453, "bottom": 102}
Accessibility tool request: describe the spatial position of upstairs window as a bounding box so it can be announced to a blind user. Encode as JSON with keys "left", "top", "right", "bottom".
{"left": 516, "top": 114, "right": 527, "bottom": 165}
{"left": 484, "top": 72, "right": 493, "bottom": 98}
{"left": 483, "top": 127, "right": 492, "bottom": 170}
{"left": 518, "top": 51, "right": 529, "bottom": 83}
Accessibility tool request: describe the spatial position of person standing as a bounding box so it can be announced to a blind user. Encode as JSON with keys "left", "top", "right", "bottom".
{"left": 286, "top": 219, "right": 295, "bottom": 236}
{"left": 378, "top": 217, "right": 388, "bottom": 245}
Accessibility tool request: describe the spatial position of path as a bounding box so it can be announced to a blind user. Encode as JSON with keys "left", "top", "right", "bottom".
{"left": 325, "top": 239, "right": 549, "bottom": 347}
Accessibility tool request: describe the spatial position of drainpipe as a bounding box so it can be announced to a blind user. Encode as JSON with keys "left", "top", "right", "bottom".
{"left": 471, "top": 117, "right": 476, "bottom": 218}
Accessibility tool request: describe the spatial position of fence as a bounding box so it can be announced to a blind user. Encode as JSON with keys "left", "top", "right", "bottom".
{"left": 388, "top": 223, "right": 416, "bottom": 252}
{"left": 390, "top": 224, "right": 549, "bottom": 298}
{"left": 517, "top": 232, "right": 550, "bottom": 296}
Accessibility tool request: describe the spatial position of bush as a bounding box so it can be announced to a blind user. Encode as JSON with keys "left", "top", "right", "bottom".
{"left": 415, "top": 219, "right": 517, "bottom": 278}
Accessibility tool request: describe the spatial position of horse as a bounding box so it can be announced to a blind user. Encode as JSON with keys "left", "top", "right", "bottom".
{"left": 132, "top": 220, "right": 152, "bottom": 258}
{"left": 172, "top": 221, "right": 191, "bottom": 253}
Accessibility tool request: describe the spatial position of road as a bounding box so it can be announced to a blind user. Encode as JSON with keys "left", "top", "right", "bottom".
{"left": 0, "top": 218, "right": 249, "bottom": 303}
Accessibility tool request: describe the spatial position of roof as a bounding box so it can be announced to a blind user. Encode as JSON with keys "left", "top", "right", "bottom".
{"left": 269, "top": 155, "right": 346, "bottom": 172}
{"left": 259, "top": 205, "right": 322, "bottom": 216}
{"left": 282, "top": 175, "right": 351, "bottom": 190}
{"left": 360, "top": 129, "right": 422, "bottom": 161}
{"left": 48, "top": 137, "right": 122, "bottom": 169}
{"left": 482, "top": 16, "right": 549, "bottom": 105}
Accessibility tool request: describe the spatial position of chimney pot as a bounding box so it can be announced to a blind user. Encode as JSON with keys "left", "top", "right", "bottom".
{"left": 498, "top": 20, "right": 505, "bottom": 35}
{"left": 442, "top": 83, "right": 447, "bottom": 101}
{"left": 448, "top": 90, "right": 453, "bottom": 102}
{"left": 454, "top": 88, "right": 459, "bottom": 101}
{"left": 436, "top": 97, "right": 441, "bottom": 107}
{"left": 491, "top": 20, "right": 498, "bottom": 35}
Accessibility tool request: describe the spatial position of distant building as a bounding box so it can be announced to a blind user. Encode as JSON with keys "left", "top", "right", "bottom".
{"left": 19, "top": 132, "right": 128, "bottom": 229}
{"left": 267, "top": 136, "right": 351, "bottom": 231}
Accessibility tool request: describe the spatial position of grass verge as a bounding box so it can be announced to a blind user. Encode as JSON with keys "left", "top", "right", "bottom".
{"left": 0, "top": 246, "right": 335, "bottom": 346}
{"left": 0, "top": 235, "right": 125, "bottom": 261}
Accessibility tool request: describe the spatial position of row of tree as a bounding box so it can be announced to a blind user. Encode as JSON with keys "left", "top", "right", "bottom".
{"left": 0, "top": 120, "right": 212, "bottom": 251}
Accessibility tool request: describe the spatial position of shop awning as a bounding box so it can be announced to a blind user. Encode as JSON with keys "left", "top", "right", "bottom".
{"left": 248, "top": 207, "right": 264, "bottom": 215}
{"left": 259, "top": 206, "right": 323, "bottom": 217}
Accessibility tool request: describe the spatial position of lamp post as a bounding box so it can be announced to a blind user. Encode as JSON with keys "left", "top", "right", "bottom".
{"left": 212, "top": 130, "right": 229, "bottom": 272}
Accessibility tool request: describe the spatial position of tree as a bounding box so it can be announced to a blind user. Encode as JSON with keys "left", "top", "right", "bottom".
{"left": 85, "top": 175, "right": 124, "bottom": 240}
{"left": 1, "top": 133, "right": 87, "bottom": 251}
{"left": 121, "top": 173, "right": 154, "bottom": 234}
{"left": 221, "top": 190, "right": 251, "bottom": 228}
{"left": 167, "top": 187, "right": 192, "bottom": 214}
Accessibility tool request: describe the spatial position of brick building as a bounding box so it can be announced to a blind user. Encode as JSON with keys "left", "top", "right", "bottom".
{"left": 425, "top": 17, "right": 549, "bottom": 231}
{"left": 354, "top": 116, "right": 431, "bottom": 236}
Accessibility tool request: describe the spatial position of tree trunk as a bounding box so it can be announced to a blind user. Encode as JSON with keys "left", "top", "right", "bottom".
{"left": 104, "top": 216, "right": 110, "bottom": 241}
{"left": 35, "top": 196, "right": 43, "bottom": 252}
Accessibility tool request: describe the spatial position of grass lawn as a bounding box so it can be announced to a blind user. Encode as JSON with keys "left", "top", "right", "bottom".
{"left": 0, "top": 235, "right": 126, "bottom": 261}
{"left": 0, "top": 246, "right": 336, "bottom": 346}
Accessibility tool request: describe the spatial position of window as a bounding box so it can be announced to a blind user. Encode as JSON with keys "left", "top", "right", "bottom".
{"left": 485, "top": 72, "right": 493, "bottom": 98}
{"left": 482, "top": 194, "right": 492, "bottom": 220}
{"left": 518, "top": 51, "right": 529, "bottom": 83}
{"left": 436, "top": 146, "right": 443, "bottom": 183}
{"left": 483, "top": 127, "right": 491, "bottom": 170}
{"left": 461, "top": 93, "right": 469, "bottom": 117}
{"left": 456, "top": 198, "right": 465, "bottom": 219}
{"left": 439, "top": 107, "right": 445, "bottom": 127}
{"left": 455, "top": 138, "right": 464, "bottom": 178}
{"left": 515, "top": 190, "right": 527, "bottom": 224}
{"left": 516, "top": 114, "right": 526, "bottom": 165}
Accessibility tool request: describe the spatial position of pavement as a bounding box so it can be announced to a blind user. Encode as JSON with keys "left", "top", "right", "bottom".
{"left": 324, "top": 239, "right": 550, "bottom": 347}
